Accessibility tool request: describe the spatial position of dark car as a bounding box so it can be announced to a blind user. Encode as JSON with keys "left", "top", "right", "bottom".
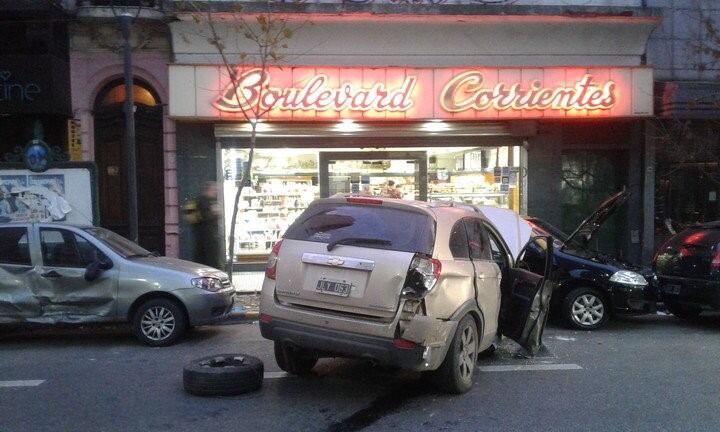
{"left": 654, "top": 221, "right": 720, "bottom": 320}
{"left": 519, "top": 191, "right": 657, "bottom": 330}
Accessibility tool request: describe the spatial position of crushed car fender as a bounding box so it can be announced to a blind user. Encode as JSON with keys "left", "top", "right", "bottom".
{"left": 401, "top": 315, "right": 457, "bottom": 348}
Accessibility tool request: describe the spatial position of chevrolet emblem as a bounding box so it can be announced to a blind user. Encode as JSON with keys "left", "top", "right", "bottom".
{"left": 327, "top": 258, "right": 345, "bottom": 266}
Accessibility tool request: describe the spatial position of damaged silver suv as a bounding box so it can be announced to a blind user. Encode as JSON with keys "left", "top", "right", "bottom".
{"left": 260, "top": 196, "right": 554, "bottom": 393}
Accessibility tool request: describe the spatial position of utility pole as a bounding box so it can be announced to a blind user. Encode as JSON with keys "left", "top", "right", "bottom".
{"left": 119, "top": 12, "right": 138, "bottom": 243}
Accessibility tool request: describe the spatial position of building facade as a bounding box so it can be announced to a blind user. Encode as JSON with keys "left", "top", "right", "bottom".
{"left": 0, "top": 1, "right": 72, "bottom": 165}
{"left": 166, "top": 0, "right": 660, "bottom": 275}
{"left": 68, "top": 0, "right": 176, "bottom": 255}
{"left": 646, "top": 0, "right": 720, "bottom": 248}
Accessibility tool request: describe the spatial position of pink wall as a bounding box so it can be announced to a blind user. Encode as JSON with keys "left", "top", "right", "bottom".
{"left": 70, "top": 51, "right": 179, "bottom": 257}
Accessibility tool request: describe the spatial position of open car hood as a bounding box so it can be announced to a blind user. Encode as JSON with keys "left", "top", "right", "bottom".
{"left": 563, "top": 190, "right": 628, "bottom": 252}
{"left": 475, "top": 205, "right": 532, "bottom": 260}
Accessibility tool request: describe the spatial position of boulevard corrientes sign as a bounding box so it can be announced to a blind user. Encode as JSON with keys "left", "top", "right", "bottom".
{"left": 169, "top": 65, "right": 653, "bottom": 120}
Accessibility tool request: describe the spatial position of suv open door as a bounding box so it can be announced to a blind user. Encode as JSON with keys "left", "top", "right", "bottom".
{"left": 498, "top": 236, "right": 554, "bottom": 355}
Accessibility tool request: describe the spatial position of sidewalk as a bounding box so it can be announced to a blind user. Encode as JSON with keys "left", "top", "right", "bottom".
{"left": 226, "top": 291, "right": 261, "bottom": 323}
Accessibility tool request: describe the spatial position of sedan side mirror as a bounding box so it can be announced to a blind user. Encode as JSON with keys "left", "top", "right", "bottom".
{"left": 84, "top": 259, "right": 113, "bottom": 281}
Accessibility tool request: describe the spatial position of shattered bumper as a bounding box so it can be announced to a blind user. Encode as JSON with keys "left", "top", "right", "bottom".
{"left": 260, "top": 316, "right": 454, "bottom": 371}
{"left": 610, "top": 282, "right": 657, "bottom": 315}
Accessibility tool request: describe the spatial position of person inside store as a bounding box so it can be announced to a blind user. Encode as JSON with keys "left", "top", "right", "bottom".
{"left": 383, "top": 180, "right": 403, "bottom": 199}
{"left": 192, "top": 181, "right": 223, "bottom": 270}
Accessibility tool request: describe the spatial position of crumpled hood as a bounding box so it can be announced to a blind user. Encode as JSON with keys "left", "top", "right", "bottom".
{"left": 564, "top": 190, "right": 628, "bottom": 252}
{"left": 475, "top": 205, "right": 532, "bottom": 259}
{"left": 130, "top": 257, "right": 227, "bottom": 278}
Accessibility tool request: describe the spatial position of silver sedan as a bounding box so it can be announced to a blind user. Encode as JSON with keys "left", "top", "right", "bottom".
{"left": 0, "top": 223, "right": 235, "bottom": 346}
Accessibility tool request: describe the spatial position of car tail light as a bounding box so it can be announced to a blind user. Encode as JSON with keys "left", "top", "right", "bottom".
{"left": 265, "top": 240, "right": 283, "bottom": 280}
{"left": 346, "top": 197, "right": 383, "bottom": 205}
{"left": 653, "top": 237, "right": 674, "bottom": 264}
{"left": 393, "top": 338, "right": 417, "bottom": 350}
{"left": 402, "top": 255, "right": 442, "bottom": 298}
{"left": 259, "top": 313, "right": 273, "bottom": 323}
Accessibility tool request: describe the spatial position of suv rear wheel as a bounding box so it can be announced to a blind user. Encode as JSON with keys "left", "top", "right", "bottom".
{"left": 274, "top": 342, "right": 318, "bottom": 375}
{"left": 432, "top": 315, "right": 478, "bottom": 394}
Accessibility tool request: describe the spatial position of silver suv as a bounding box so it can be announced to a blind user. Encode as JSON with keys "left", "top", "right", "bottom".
{"left": 259, "top": 196, "right": 553, "bottom": 393}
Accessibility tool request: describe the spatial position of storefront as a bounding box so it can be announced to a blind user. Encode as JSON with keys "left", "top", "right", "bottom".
{"left": 168, "top": 4, "right": 661, "bottom": 271}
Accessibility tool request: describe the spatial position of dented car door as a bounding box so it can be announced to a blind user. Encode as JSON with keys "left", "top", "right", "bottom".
{"left": 498, "top": 236, "right": 555, "bottom": 354}
{"left": 0, "top": 225, "right": 41, "bottom": 322}
{"left": 30, "top": 226, "right": 118, "bottom": 323}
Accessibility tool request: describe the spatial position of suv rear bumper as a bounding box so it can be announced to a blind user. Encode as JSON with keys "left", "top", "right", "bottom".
{"left": 260, "top": 317, "right": 434, "bottom": 371}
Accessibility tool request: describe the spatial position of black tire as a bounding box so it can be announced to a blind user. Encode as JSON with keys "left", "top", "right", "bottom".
{"left": 132, "top": 298, "right": 187, "bottom": 347}
{"left": 562, "top": 287, "right": 609, "bottom": 331}
{"left": 183, "top": 354, "right": 263, "bottom": 396}
{"left": 666, "top": 302, "right": 702, "bottom": 321}
{"left": 432, "top": 315, "right": 478, "bottom": 394}
{"left": 274, "top": 341, "right": 318, "bottom": 375}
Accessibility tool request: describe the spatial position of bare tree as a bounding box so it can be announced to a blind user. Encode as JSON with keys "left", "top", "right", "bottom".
{"left": 183, "top": 1, "right": 298, "bottom": 279}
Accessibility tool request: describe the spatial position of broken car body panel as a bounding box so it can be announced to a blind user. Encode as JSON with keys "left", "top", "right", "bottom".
{"left": 0, "top": 223, "right": 234, "bottom": 326}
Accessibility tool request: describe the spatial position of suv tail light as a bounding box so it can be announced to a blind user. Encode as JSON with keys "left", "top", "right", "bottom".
{"left": 403, "top": 255, "right": 442, "bottom": 298}
{"left": 265, "top": 240, "right": 283, "bottom": 280}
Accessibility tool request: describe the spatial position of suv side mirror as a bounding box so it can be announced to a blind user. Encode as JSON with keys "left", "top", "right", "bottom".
{"left": 84, "top": 258, "right": 113, "bottom": 281}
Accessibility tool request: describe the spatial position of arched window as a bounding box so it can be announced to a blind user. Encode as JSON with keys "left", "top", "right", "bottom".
{"left": 95, "top": 79, "right": 159, "bottom": 109}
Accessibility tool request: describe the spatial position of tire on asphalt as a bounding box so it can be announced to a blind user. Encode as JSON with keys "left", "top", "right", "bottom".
{"left": 132, "top": 298, "right": 187, "bottom": 347}
{"left": 183, "top": 354, "right": 264, "bottom": 396}
{"left": 274, "top": 341, "right": 318, "bottom": 375}
{"left": 431, "top": 314, "right": 478, "bottom": 394}
{"left": 665, "top": 301, "right": 702, "bottom": 321}
{"left": 562, "top": 287, "right": 610, "bottom": 331}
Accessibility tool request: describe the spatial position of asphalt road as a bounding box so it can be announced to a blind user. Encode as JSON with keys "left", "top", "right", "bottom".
{"left": 1, "top": 313, "right": 720, "bottom": 432}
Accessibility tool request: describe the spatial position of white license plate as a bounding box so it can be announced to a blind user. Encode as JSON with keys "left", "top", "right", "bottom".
{"left": 664, "top": 284, "right": 682, "bottom": 295}
{"left": 316, "top": 279, "right": 352, "bottom": 297}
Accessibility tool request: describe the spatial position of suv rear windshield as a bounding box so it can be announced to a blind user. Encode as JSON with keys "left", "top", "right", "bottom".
{"left": 284, "top": 203, "right": 435, "bottom": 255}
{"left": 655, "top": 228, "right": 720, "bottom": 278}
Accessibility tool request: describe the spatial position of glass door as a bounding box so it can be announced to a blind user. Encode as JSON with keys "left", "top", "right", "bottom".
{"left": 319, "top": 151, "right": 428, "bottom": 201}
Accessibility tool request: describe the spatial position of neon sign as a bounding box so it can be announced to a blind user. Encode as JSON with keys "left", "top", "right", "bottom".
{"left": 214, "top": 68, "right": 417, "bottom": 113}
{"left": 440, "top": 72, "right": 616, "bottom": 112}
{"left": 170, "top": 65, "right": 653, "bottom": 119}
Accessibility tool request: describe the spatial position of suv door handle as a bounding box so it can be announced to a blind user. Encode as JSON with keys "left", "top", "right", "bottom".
{"left": 41, "top": 271, "right": 62, "bottom": 278}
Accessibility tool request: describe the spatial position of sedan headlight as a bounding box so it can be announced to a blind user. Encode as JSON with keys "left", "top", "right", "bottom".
{"left": 609, "top": 270, "right": 648, "bottom": 286}
{"left": 191, "top": 277, "right": 224, "bottom": 292}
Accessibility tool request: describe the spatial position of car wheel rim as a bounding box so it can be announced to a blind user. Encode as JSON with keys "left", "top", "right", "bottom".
{"left": 140, "top": 306, "right": 176, "bottom": 341}
{"left": 571, "top": 294, "right": 604, "bottom": 326}
{"left": 458, "top": 325, "right": 477, "bottom": 382}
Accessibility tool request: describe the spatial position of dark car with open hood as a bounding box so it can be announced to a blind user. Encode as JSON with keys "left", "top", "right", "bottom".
{"left": 518, "top": 191, "right": 657, "bottom": 330}
{"left": 654, "top": 221, "right": 720, "bottom": 320}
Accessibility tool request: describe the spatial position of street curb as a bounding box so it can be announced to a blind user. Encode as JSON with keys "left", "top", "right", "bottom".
{"left": 223, "top": 306, "right": 260, "bottom": 323}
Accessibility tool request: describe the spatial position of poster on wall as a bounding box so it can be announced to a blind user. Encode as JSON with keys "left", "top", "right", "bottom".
{"left": 0, "top": 167, "right": 95, "bottom": 225}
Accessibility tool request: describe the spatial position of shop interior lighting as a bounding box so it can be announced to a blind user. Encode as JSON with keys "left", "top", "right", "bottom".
{"left": 421, "top": 120, "right": 451, "bottom": 133}
{"left": 334, "top": 119, "right": 361, "bottom": 133}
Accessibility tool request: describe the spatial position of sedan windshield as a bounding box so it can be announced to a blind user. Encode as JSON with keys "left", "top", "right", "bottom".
{"left": 84, "top": 227, "right": 152, "bottom": 258}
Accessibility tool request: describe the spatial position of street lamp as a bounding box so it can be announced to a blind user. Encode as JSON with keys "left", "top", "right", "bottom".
{"left": 110, "top": 2, "right": 142, "bottom": 244}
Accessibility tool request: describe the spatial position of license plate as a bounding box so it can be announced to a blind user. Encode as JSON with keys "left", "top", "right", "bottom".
{"left": 664, "top": 284, "right": 682, "bottom": 295}
{"left": 316, "top": 279, "right": 352, "bottom": 297}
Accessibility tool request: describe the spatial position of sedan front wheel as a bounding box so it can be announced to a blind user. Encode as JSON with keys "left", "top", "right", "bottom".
{"left": 563, "top": 288, "right": 609, "bottom": 330}
{"left": 132, "top": 298, "right": 187, "bottom": 346}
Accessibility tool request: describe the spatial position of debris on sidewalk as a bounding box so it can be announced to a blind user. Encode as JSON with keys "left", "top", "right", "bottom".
{"left": 225, "top": 293, "right": 261, "bottom": 323}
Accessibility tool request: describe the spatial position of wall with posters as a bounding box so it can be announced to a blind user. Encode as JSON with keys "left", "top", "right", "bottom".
{"left": 0, "top": 165, "right": 97, "bottom": 226}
